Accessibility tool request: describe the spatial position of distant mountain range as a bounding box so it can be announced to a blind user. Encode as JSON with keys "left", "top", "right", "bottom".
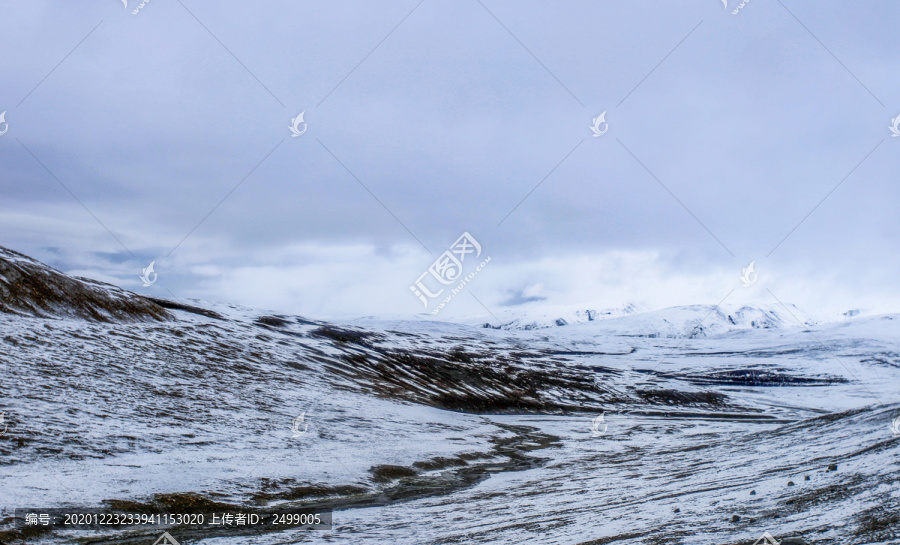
{"left": 470, "top": 301, "right": 821, "bottom": 337}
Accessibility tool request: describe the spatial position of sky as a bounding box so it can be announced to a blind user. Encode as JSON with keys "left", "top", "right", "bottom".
{"left": 1, "top": 1, "right": 899, "bottom": 321}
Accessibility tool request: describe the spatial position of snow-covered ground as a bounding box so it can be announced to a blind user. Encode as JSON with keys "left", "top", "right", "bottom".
{"left": 1, "top": 249, "right": 899, "bottom": 544}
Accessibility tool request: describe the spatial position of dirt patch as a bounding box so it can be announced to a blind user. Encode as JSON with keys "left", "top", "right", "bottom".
{"left": 255, "top": 315, "right": 290, "bottom": 327}
{"left": 370, "top": 464, "right": 419, "bottom": 482}
{"left": 251, "top": 481, "right": 367, "bottom": 503}
{"left": 148, "top": 298, "right": 225, "bottom": 320}
{"left": 310, "top": 326, "right": 382, "bottom": 346}
{"left": 636, "top": 389, "right": 727, "bottom": 406}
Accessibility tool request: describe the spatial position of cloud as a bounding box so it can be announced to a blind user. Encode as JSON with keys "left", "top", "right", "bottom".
{"left": 2, "top": 0, "right": 899, "bottom": 319}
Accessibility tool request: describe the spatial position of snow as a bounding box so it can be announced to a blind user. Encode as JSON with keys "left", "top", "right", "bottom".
{"left": 0, "top": 260, "right": 898, "bottom": 544}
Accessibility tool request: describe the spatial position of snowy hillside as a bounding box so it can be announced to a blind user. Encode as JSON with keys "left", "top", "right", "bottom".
{"left": 0, "top": 247, "right": 898, "bottom": 545}
{"left": 0, "top": 247, "right": 170, "bottom": 322}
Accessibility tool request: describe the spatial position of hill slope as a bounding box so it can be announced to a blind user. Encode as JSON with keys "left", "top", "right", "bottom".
{"left": 0, "top": 247, "right": 170, "bottom": 322}
{"left": 0, "top": 247, "right": 897, "bottom": 545}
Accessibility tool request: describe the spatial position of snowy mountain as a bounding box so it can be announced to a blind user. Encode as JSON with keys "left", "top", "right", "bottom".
{"left": 473, "top": 301, "right": 816, "bottom": 337}
{"left": 0, "top": 247, "right": 898, "bottom": 545}
{"left": 470, "top": 303, "right": 645, "bottom": 330}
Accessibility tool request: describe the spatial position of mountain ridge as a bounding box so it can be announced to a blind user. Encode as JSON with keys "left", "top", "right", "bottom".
{"left": 0, "top": 246, "right": 170, "bottom": 322}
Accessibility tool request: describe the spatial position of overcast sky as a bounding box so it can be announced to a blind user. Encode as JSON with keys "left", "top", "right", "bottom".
{"left": 1, "top": 1, "right": 898, "bottom": 320}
